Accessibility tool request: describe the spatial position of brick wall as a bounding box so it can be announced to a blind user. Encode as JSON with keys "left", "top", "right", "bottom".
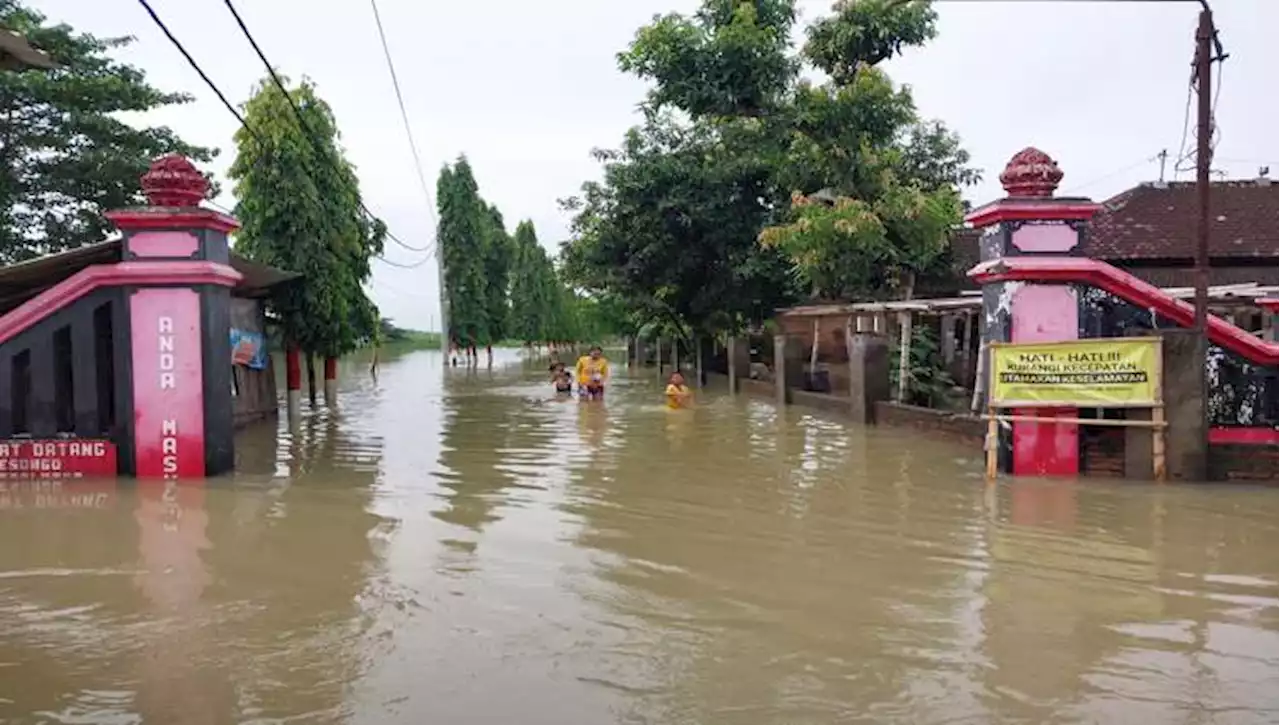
{"left": 1211, "top": 444, "right": 1279, "bottom": 483}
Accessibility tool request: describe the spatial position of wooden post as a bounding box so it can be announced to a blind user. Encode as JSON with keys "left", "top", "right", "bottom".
{"left": 656, "top": 337, "right": 664, "bottom": 378}
{"left": 1152, "top": 339, "right": 1167, "bottom": 482}
{"left": 774, "top": 333, "right": 787, "bottom": 407}
{"left": 896, "top": 311, "right": 912, "bottom": 403}
{"left": 727, "top": 335, "right": 738, "bottom": 394}
{"left": 985, "top": 405, "right": 999, "bottom": 481}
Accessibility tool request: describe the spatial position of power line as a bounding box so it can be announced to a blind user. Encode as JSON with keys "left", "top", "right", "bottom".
{"left": 1059, "top": 154, "right": 1159, "bottom": 194}
{"left": 217, "top": 0, "right": 434, "bottom": 256}
{"left": 375, "top": 254, "right": 433, "bottom": 269}
{"left": 137, "top": 0, "right": 433, "bottom": 267}
{"left": 368, "top": 0, "right": 439, "bottom": 257}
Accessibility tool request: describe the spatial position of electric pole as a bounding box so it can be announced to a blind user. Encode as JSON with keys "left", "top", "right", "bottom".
{"left": 1193, "top": 8, "right": 1212, "bottom": 339}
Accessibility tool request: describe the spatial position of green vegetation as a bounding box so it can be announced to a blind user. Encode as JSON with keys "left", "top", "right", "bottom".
{"left": 0, "top": 0, "right": 216, "bottom": 262}
{"left": 437, "top": 159, "right": 628, "bottom": 351}
{"left": 229, "top": 75, "right": 384, "bottom": 361}
{"left": 559, "top": 0, "right": 978, "bottom": 345}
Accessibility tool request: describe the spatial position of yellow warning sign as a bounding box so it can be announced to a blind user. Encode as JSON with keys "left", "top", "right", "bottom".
{"left": 989, "top": 337, "right": 1161, "bottom": 407}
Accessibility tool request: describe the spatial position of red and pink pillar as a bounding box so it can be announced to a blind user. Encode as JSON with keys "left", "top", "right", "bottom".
{"left": 967, "top": 148, "right": 1100, "bottom": 476}
{"left": 104, "top": 155, "right": 241, "bottom": 478}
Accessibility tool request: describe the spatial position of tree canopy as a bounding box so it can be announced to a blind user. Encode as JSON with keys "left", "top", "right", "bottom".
{"left": 560, "top": 0, "right": 979, "bottom": 335}
{"left": 0, "top": 0, "right": 216, "bottom": 262}
{"left": 229, "top": 75, "right": 384, "bottom": 358}
{"left": 436, "top": 157, "right": 620, "bottom": 349}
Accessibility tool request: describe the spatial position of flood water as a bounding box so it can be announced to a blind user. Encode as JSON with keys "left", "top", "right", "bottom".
{"left": 0, "top": 348, "right": 1276, "bottom": 724}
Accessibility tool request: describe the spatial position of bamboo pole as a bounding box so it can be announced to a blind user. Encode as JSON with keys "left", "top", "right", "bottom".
{"left": 984, "top": 404, "right": 999, "bottom": 481}
{"left": 986, "top": 412, "right": 1167, "bottom": 428}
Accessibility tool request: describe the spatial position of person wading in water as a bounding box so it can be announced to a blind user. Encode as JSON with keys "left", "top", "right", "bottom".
{"left": 665, "top": 370, "right": 693, "bottom": 409}
{"left": 575, "top": 346, "right": 610, "bottom": 400}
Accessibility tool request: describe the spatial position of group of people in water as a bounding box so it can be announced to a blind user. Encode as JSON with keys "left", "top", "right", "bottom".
{"left": 549, "top": 346, "right": 693, "bottom": 409}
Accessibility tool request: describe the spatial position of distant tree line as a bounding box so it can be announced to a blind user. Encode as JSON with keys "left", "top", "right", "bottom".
{"left": 436, "top": 156, "right": 625, "bottom": 358}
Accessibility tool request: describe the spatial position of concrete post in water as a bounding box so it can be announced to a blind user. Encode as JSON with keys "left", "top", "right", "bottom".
{"left": 670, "top": 337, "right": 679, "bottom": 373}
{"left": 1125, "top": 329, "right": 1206, "bottom": 480}
{"left": 285, "top": 345, "right": 302, "bottom": 429}
{"left": 323, "top": 356, "right": 338, "bottom": 406}
{"left": 895, "top": 311, "right": 912, "bottom": 403}
{"left": 848, "top": 332, "right": 890, "bottom": 424}
{"left": 694, "top": 337, "right": 704, "bottom": 388}
{"left": 965, "top": 147, "right": 1100, "bottom": 477}
{"left": 656, "top": 337, "right": 664, "bottom": 378}
{"left": 773, "top": 333, "right": 787, "bottom": 407}
{"left": 727, "top": 336, "right": 738, "bottom": 394}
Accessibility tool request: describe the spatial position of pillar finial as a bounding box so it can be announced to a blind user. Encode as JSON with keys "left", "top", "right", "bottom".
{"left": 140, "top": 153, "right": 208, "bottom": 207}
{"left": 999, "top": 147, "right": 1063, "bottom": 198}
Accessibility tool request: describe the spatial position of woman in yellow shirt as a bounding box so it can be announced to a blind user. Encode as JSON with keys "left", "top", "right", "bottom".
{"left": 665, "top": 371, "right": 693, "bottom": 409}
{"left": 575, "top": 346, "right": 610, "bottom": 400}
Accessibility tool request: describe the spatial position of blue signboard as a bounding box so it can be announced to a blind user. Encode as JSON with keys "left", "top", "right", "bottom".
{"left": 230, "top": 328, "right": 268, "bottom": 370}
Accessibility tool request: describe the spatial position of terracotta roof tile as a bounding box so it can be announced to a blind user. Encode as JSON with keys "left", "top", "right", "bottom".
{"left": 1084, "top": 180, "right": 1278, "bottom": 260}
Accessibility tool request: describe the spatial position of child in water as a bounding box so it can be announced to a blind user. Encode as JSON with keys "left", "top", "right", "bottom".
{"left": 575, "top": 346, "right": 609, "bottom": 400}
{"left": 550, "top": 362, "right": 574, "bottom": 394}
{"left": 665, "top": 371, "right": 693, "bottom": 409}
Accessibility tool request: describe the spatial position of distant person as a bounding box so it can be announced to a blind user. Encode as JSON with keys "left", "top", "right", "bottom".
{"left": 575, "top": 346, "right": 610, "bottom": 400}
{"left": 550, "top": 362, "right": 574, "bottom": 394}
{"left": 665, "top": 371, "right": 693, "bottom": 409}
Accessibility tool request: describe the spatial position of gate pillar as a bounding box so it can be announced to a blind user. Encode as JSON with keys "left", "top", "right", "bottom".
{"left": 105, "top": 155, "right": 241, "bottom": 478}
{"left": 967, "top": 148, "right": 1100, "bottom": 476}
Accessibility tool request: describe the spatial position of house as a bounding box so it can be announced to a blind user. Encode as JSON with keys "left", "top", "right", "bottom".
{"left": 950, "top": 177, "right": 1279, "bottom": 290}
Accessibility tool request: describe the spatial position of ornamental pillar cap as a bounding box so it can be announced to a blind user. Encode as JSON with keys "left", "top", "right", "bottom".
{"left": 998, "top": 147, "right": 1063, "bottom": 198}
{"left": 963, "top": 146, "right": 1099, "bottom": 228}
{"left": 105, "top": 155, "right": 239, "bottom": 233}
{"left": 141, "top": 153, "right": 209, "bottom": 207}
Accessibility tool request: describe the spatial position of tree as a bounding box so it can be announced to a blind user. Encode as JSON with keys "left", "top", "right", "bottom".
{"left": 508, "top": 220, "right": 555, "bottom": 345}
{"left": 0, "top": 0, "right": 216, "bottom": 262}
{"left": 563, "top": 0, "right": 980, "bottom": 325}
{"left": 480, "top": 203, "right": 513, "bottom": 344}
{"left": 436, "top": 157, "right": 489, "bottom": 351}
{"left": 229, "top": 75, "right": 384, "bottom": 362}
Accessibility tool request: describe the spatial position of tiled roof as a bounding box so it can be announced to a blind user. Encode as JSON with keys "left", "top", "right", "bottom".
{"left": 1084, "top": 180, "right": 1278, "bottom": 260}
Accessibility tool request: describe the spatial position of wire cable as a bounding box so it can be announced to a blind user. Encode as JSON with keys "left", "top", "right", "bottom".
{"left": 375, "top": 254, "right": 434, "bottom": 269}
{"left": 218, "top": 0, "right": 434, "bottom": 255}
{"left": 138, "top": 0, "right": 433, "bottom": 269}
{"left": 368, "top": 0, "right": 439, "bottom": 256}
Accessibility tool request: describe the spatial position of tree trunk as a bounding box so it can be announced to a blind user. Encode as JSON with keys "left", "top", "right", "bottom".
{"left": 306, "top": 353, "right": 317, "bottom": 406}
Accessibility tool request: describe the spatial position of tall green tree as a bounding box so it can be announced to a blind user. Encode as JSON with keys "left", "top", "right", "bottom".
{"left": 436, "top": 157, "right": 489, "bottom": 349}
{"left": 508, "top": 220, "right": 562, "bottom": 345}
{"left": 0, "top": 0, "right": 216, "bottom": 262}
{"left": 480, "top": 203, "right": 512, "bottom": 344}
{"left": 229, "top": 75, "right": 384, "bottom": 358}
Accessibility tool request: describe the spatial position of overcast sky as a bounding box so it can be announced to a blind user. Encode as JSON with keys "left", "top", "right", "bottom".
{"left": 30, "top": 0, "right": 1279, "bottom": 331}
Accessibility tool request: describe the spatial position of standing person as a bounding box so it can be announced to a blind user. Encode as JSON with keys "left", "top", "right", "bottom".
{"left": 665, "top": 371, "right": 693, "bottom": 409}
{"left": 575, "top": 345, "right": 610, "bottom": 400}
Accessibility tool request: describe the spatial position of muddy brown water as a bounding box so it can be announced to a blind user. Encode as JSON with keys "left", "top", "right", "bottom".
{"left": 0, "top": 349, "right": 1275, "bottom": 724}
